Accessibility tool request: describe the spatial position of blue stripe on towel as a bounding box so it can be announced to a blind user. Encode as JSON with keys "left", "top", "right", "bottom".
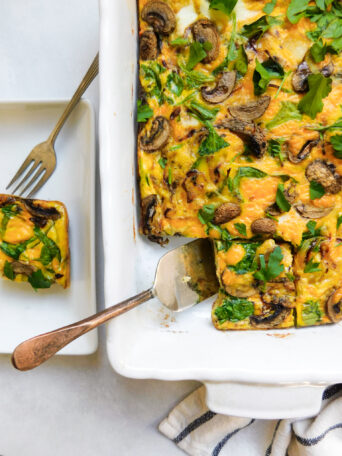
{"left": 211, "top": 419, "right": 255, "bottom": 456}
{"left": 294, "top": 422, "right": 342, "bottom": 446}
{"left": 173, "top": 410, "right": 216, "bottom": 443}
{"left": 265, "top": 420, "right": 282, "bottom": 456}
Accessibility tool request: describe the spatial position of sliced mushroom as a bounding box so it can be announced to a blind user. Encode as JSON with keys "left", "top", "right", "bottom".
{"left": 140, "top": 116, "right": 170, "bottom": 152}
{"left": 182, "top": 169, "right": 206, "bottom": 203}
{"left": 139, "top": 30, "right": 158, "bottom": 60}
{"left": 23, "top": 199, "right": 61, "bottom": 227}
{"left": 218, "top": 119, "right": 266, "bottom": 158}
{"left": 321, "top": 62, "right": 334, "bottom": 77}
{"left": 287, "top": 135, "right": 319, "bottom": 164}
{"left": 228, "top": 96, "right": 271, "bottom": 121}
{"left": 261, "top": 281, "right": 296, "bottom": 308}
{"left": 306, "top": 159, "right": 342, "bottom": 194}
{"left": 326, "top": 288, "right": 342, "bottom": 323}
{"left": 251, "top": 218, "right": 277, "bottom": 235}
{"left": 192, "top": 19, "right": 220, "bottom": 63}
{"left": 10, "top": 261, "right": 36, "bottom": 276}
{"left": 250, "top": 304, "right": 291, "bottom": 328}
{"left": 294, "top": 203, "right": 333, "bottom": 219}
{"left": 201, "top": 71, "right": 236, "bottom": 104}
{"left": 141, "top": 0, "right": 176, "bottom": 34}
{"left": 213, "top": 202, "right": 241, "bottom": 224}
{"left": 141, "top": 194, "right": 157, "bottom": 234}
{"left": 292, "top": 61, "right": 311, "bottom": 93}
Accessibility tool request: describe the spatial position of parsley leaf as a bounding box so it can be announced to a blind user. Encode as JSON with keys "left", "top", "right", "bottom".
{"left": 304, "top": 258, "right": 321, "bottom": 273}
{"left": 198, "top": 204, "right": 215, "bottom": 224}
{"left": 268, "top": 138, "right": 285, "bottom": 164}
{"left": 253, "top": 58, "right": 284, "bottom": 95}
{"left": 186, "top": 42, "right": 209, "bottom": 70}
{"left": 266, "top": 101, "right": 302, "bottom": 129}
{"left": 170, "top": 37, "right": 189, "bottom": 46}
{"left": 234, "top": 222, "right": 247, "bottom": 236}
{"left": 241, "top": 15, "right": 281, "bottom": 41}
{"left": 253, "top": 246, "right": 284, "bottom": 283}
{"left": 28, "top": 269, "right": 52, "bottom": 289}
{"left": 229, "top": 242, "right": 260, "bottom": 274}
{"left": 214, "top": 295, "right": 254, "bottom": 323}
{"left": 276, "top": 184, "right": 291, "bottom": 212}
{"left": 307, "top": 220, "right": 318, "bottom": 236}
{"left": 298, "top": 73, "right": 332, "bottom": 119}
{"left": 302, "top": 300, "right": 323, "bottom": 325}
{"left": 141, "top": 62, "right": 166, "bottom": 105}
{"left": 287, "top": 0, "right": 310, "bottom": 24}
{"left": 198, "top": 122, "right": 229, "bottom": 156}
{"left": 331, "top": 134, "right": 342, "bottom": 158}
{"left": 309, "top": 180, "right": 325, "bottom": 199}
{"left": 137, "top": 100, "right": 153, "bottom": 123}
{"left": 180, "top": 64, "right": 216, "bottom": 89}
{"left": 209, "top": 0, "right": 238, "bottom": 16}
{"left": 310, "top": 39, "right": 329, "bottom": 63}
{"left": 166, "top": 72, "right": 184, "bottom": 97}
{"left": 4, "top": 261, "right": 14, "bottom": 280}
{"left": 158, "top": 157, "right": 167, "bottom": 169}
{"left": 263, "top": 0, "right": 277, "bottom": 14}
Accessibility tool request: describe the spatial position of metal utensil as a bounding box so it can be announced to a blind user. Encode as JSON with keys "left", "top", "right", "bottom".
{"left": 12, "top": 238, "right": 218, "bottom": 371}
{"left": 6, "top": 53, "right": 99, "bottom": 197}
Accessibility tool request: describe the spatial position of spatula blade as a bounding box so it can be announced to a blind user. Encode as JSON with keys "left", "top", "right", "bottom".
{"left": 153, "top": 238, "right": 219, "bottom": 312}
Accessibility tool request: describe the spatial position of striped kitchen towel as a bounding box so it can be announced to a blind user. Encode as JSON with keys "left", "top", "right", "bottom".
{"left": 159, "top": 384, "right": 342, "bottom": 455}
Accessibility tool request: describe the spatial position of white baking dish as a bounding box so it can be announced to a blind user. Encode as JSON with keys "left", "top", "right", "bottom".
{"left": 99, "top": 0, "right": 342, "bottom": 418}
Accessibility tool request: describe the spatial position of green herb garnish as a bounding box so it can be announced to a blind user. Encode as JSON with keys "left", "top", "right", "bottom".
{"left": 298, "top": 74, "right": 332, "bottom": 119}
{"left": 266, "top": 101, "right": 301, "bottom": 129}
{"left": 309, "top": 180, "right": 325, "bottom": 199}
{"left": 215, "top": 295, "right": 254, "bottom": 323}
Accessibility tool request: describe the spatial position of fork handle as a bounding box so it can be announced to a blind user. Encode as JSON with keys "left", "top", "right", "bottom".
{"left": 12, "top": 288, "right": 154, "bottom": 371}
{"left": 48, "top": 53, "right": 99, "bottom": 145}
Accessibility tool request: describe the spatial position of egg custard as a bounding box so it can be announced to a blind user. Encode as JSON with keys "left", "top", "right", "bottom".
{"left": 138, "top": 0, "right": 342, "bottom": 328}
{"left": 0, "top": 195, "right": 70, "bottom": 289}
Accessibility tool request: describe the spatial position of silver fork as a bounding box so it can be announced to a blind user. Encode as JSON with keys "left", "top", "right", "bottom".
{"left": 6, "top": 53, "right": 99, "bottom": 197}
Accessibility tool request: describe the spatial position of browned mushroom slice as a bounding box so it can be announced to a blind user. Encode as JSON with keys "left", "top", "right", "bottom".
{"left": 286, "top": 131, "right": 320, "bottom": 164}
{"left": 228, "top": 96, "right": 271, "bottom": 121}
{"left": 250, "top": 304, "right": 291, "bottom": 328}
{"left": 201, "top": 71, "right": 236, "bottom": 104}
{"left": 292, "top": 61, "right": 311, "bottom": 93}
{"left": 192, "top": 19, "right": 220, "bottom": 63}
{"left": 141, "top": 0, "right": 176, "bottom": 34}
{"left": 140, "top": 116, "right": 170, "bottom": 152}
{"left": 294, "top": 203, "right": 333, "bottom": 219}
{"left": 139, "top": 30, "right": 158, "bottom": 60}
{"left": 10, "top": 261, "right": 36, "bottom": 276}
{"left": 326, "top": 288, "right": 342, "bottom": 323}
{"left": 321, "top": 62, "right": 334, "bottom": 77}
{"left": 23, "top": 199, "right": 61, "bottom": 228}
{"left": 306, "top": 159, "right": 342, "bottom": 194}
{"left": 219, "top": 119, "right": 266, "bottom": 158}
{"left": 182, "top": 169, "right": 207, "bottom": 203}
{"left": 251, "top": 218, "right": 277, "bottom": 235}
{"left": 141, "top": 194, "right": 157, "bottom": 234}
{"left": 213, "top": 202, "right": 241, "bottom": 224}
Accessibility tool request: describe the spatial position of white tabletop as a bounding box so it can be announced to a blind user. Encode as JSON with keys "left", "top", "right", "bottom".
{"left": 0, "top": 1, "right": 198, "bottom": 454}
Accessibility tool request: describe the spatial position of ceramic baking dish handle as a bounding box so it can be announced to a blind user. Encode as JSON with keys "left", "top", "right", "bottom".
{"left": 204, "top": 381, "right": 326, "bottom": 419}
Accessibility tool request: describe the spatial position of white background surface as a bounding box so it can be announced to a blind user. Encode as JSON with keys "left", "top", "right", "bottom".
{"left": 0, "top": 1, "right": 198, "bottom": 454}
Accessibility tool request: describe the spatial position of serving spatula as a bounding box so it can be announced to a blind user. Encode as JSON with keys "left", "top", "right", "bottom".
{"left": 12, "top": 238, "right": 218, "bottom": 371}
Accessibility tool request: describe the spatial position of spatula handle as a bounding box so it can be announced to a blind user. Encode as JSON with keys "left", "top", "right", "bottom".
{"left": 12, "top": 288, "right": 154, "bottom": 371}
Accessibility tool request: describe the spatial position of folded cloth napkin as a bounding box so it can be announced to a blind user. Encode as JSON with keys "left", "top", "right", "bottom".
{"left": 159, "top": 384, "right": 342, "bottom": 456}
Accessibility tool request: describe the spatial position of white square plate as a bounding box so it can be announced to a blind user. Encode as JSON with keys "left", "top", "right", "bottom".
{"left": 0, "top": 100, "right": 97, "bottom": 355}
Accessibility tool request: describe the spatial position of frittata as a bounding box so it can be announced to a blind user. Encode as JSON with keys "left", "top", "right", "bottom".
{"left": 0, "top": 195, "right": 70, "bottom": 289}
{"left": 137, "top": 0, "right": 342, "bottom": 329}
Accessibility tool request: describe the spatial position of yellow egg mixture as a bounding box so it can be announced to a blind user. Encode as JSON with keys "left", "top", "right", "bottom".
{"left": 138, "top": 0, "right": 342, "bottom": 329}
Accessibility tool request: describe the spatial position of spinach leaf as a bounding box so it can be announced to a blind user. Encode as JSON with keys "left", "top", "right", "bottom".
{"left": 302, "top": 300, "right": 323, "bottom": 325}
{"left": 234, "top": 45, "right": 248, "bottom": 77}
{"left": 266, "top": 101, "right": 302, "bottom": 129}
{"left": 309, "top": 180, "right": 325, "bottom": 199}
{"left": 276, "top": 184, "right": 291, "bottom": 212}
{"left": 310, "top": 39, "right": 329, "bottom": 63}
{"left": 180, "top": 65, "right": 216, "bottom": 88}
{"left": 253, "top": 58, "right": 284, "bottom": 95}
{"left": 28, "top": 269, "right": 52, "bottom": 289}
{"left": 287, "top": 0, "right": 310, "bottom": 24}
{"left": 166, "top": 72, "right": 184, "bottom": 97}
{"left": 186, "top": 100, "right": 219, "bottom": 122}
{"left": 234, "top": 223, "right": 247, "bottom": 236}
{"left": 229, "top": 242, "right": 260, "bottom": 275}
{"left": 198, "top": 204, "right": 215, "bottom": 224}
{"left": 0, "top": 238, "right": 34, "bottom": 260}
{"left": 209, "top": 0, "right": 238, "bottom": 16}
{"left": 307, "top": 220, "right": 318, "bottom": 236}
{"left": 34, "top": 227, "right": 61, "bottom": 265}
{"left": 337, "top": 214, "right": 342, "bottom": 230}
{"left": 137, "top": 100, "right": 153, "bottom": 123}
{"left": 304, "top": 258, "right": 321, "bottom": 273}
{"left": 240, "top": 15, "right": 281, "bottom": 41}
{"left": 198, "top": 122, "right": 229, "bottom": 156}
{"left": 170, "top": 37, "right": 189, "bottom": 46}
{"left": 298, "top": 73, "right": 332, "bottom": 119}
{"left": 263, "top": 0, "right": 277, "bottom": 14}
{"left": 268, "top": 138, "right": 285, "bottom": 164}
{"left": 231, "top": 167, "right": 267, "bottom": 199}
{"left": 214, "top": 295, "right": 254, "bottom": 323}
{"left": 213, "top": 14, "right": 238, "bottom": 75}
{"left": 158, "top": 157, "right": 167, "bottom": 169}
{"left": 253, "top": 246, "right": 284, "bottom": 283}
{"left": 4, "top": 261, "right": 14, "bottom": 280}
{"left": 331, "top": 134, "right": 342, "bottom": 158}
{"left": 186, "top": 42, "right": 210, "bottom": 70}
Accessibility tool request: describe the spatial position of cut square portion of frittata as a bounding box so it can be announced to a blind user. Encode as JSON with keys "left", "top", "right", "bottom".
{"left": 212, "top": 239, "right": 295, "bottom": 330}
{"left": 0, "top": 195, "right": 70, "bottom": 289}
